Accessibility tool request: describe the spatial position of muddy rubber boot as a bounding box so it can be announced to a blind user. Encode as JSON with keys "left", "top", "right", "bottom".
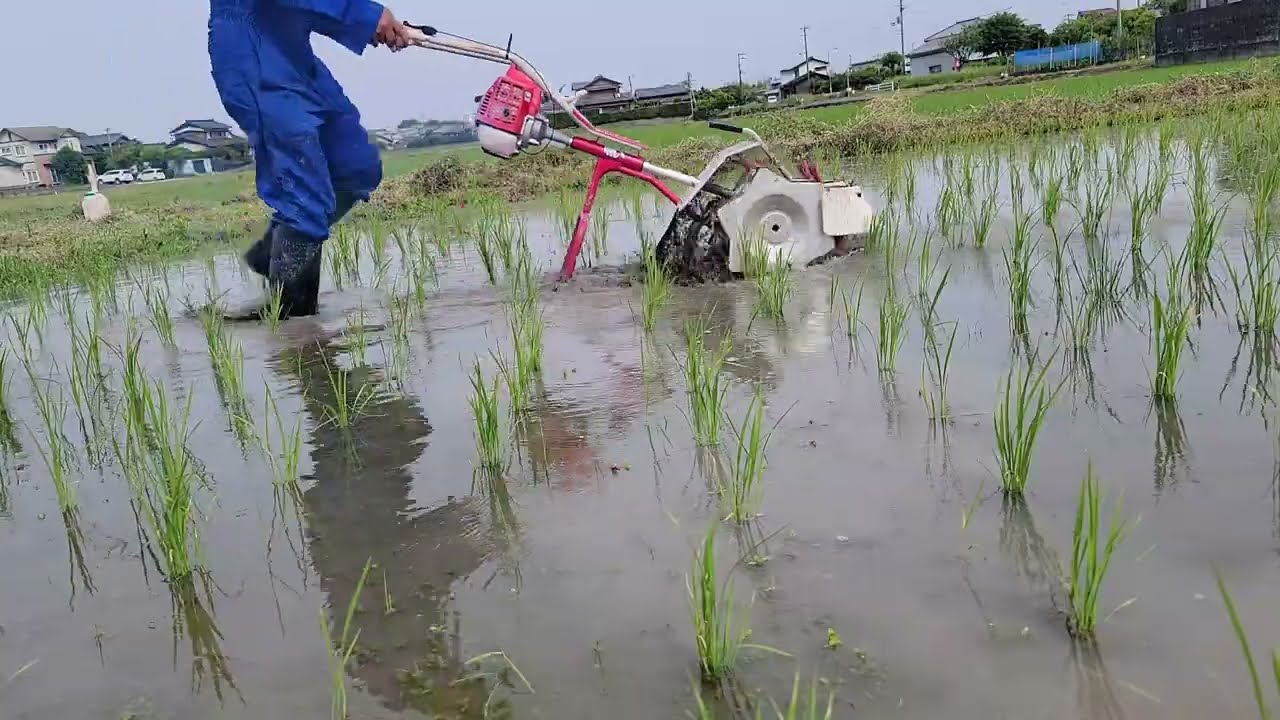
{"left": 243, "top": 192, "right": 357, "bottom": 279}
{"left": 269, "top": 224, "right": 324, "bottom": 318}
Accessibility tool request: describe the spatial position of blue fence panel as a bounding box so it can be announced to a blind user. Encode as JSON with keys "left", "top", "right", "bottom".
{"left": 1012, "top": 40, "right": 1102, "bottom": 70}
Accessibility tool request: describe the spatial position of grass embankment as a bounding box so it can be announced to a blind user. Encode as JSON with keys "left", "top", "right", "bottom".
{"left": 0, "top": 57, "right": 1276, "bottom": 296}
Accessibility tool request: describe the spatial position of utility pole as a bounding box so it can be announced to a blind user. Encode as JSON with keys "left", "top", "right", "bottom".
{"left": 898, "top": 0, "right": 906, "bottom": 59}
{"left": 801, "top": 26, "right": 811, "bottom": 94}
{"left": 737, "top": 52, "right": 746, "bottom": 87}
{"left": 687, "top": 72, "right": 696, "bottom": 118}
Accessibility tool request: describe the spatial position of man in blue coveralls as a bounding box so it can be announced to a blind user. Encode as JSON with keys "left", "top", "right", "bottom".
{"left": 210, "top": 0, "right": 413, "bottom": 318}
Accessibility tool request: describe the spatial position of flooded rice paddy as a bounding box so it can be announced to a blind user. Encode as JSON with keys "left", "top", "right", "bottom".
{"left": 5, "top": 125, "right": 1280, "bottom": 719}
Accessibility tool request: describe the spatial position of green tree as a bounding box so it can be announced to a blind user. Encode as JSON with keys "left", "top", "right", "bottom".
{"left": 50, "top": 146, "right": 87, "bottom": 185}
{"left": 1024, "top": 24, "right": 1051, "bottom": 49}
{"left": 943, "top": 26, "right": 983, "bottom": 68}
{"left": 976, "top": 12, "right": 1035, "bottom": 58}
{"left": 880, "top": 51, "right": 906, "bottom": 75}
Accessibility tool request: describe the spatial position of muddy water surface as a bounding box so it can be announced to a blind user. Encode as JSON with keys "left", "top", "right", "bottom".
{"left": 3, "top": 138, "right": 1280, "bottom": 719}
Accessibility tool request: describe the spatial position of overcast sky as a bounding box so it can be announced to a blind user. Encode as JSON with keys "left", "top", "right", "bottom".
{"left": 4, "top": 0, "right": 1112, "bottom": 142}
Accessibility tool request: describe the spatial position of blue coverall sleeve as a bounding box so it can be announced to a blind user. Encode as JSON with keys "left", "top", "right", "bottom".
{"left": 275, "top": 0, "right": 385, "bottom": 54}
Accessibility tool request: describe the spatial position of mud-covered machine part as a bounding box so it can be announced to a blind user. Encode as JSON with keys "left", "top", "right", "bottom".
{"left": 655, "top": 127, "right": 875, "bottom": 284}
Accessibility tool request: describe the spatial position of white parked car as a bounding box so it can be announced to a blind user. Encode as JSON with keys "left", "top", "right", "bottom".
{"left": 137, "top": 168, "right": 167, "bottom": 182}
{"left": 99, "top": 169, "right": 135, "bottom": 185}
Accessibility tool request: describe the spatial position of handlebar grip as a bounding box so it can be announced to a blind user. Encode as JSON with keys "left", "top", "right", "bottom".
{"left": 402, "top": 22, "right": 438, "bottom": 35}
{"left": 708, "top": 121, "right": 744, "bottom": 134}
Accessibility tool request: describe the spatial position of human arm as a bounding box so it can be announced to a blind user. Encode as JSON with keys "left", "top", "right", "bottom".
{"left": 276, "top": 0, "right": 410, "bottom": 54}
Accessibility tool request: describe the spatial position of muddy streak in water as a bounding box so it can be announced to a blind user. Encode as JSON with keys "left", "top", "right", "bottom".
{"left": 3, "top": 138, "right": 1280, "bottom": 719}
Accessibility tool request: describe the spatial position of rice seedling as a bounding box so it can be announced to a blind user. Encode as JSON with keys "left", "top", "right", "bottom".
{"left": 688, "top": 522, "right": 747, "bottom": 681}
{"left": 640, "top": 238, "right": 672, "bottom": 332}
{"left": 316, "top": 351, "right": 377, "bottom": 432}
{"left": 1077, "top": 230, "right": 1127, "bottom": 313}
{"left": 921, "top": 320, "right": 958, "bottom": 425}
{"left": 321, "top": 557, "right": 371, "bottom": 720}
{"left": 935, "top": 184, "right": 961, "bottom": 240}
{"left": 494, "top": 212, "right": 523, "bottom": 277}
{"left": 1067, "top": 462, "right": 1132, "bottom": 638}
{"left": 473, "top": 208, "right": 499, "bottom": 285}
{"left": 368, "top": 217, "right": 388, "bottom": 269}
{"left": 260, "top": 284, "right": 285, "bottom": 333}
{"left": 144, "top": 283, "right": 176, "bottom": 347}
{"left": 199, "top": 306, "right": 247, "bottom": 411}
{"left": 590, "top": 204, "right": 610, "bottom": 258}
{"left": 1186, "top": 137, "right": 1229, "bottom": 279}
{"left": 968, "top": 182, "right": 999, "bottom": 248}
{"left": 1005, "top": 207, "right": 1038, "bottom": 337}
{"left": 755, "top": 254, "right": 795, "bottom": 323}
{"left": 1072, "top": 170, "right": 1114, "bottom": 246}
{"left": 343, "top": 306, "right": 369, "bottom": 367}
{"left": 27, "top": 378, "right": 76, "bottom": 512}
{"left": 875, "top": 290, "right": 910, "bottom": 374}
{"left": 1039, "top": 170, "right": 1064, "bottom": 229}
{"left": 1213, "top": 568, "right": 1280, "bottom": 720}
{"left": 261, "top": 388, "right": 304, "bottom": 490}
{"left": 683, "top": 317, "right": 732, "bottom": 447}
{"left": 721, "top": 385, "right": 774, "bottom": 523}
{"left": 993, "top": 351, "right": 1061, "bottom": 496}
{"left": 554, "top": 188, "right": 579, "bottom": 246}
{"left": 1229, "top": 164, "right": 1280, "bottom": 337}
{"left": 738, "top": 226, "right": 770, "bottom": 280}
{"left": 1151, "top": 289, "right": 1193, "bottom": 401}
{"left": 135, "top": 379, "right": 202, "bottom": 580}
{"left": 468, "top": 360, "right": 505, "bottom": 477}
{"left": 0, "top": 350, "right": 15, "bottom": 452}
{"left": 1126, "top": 164, "right": 1163, "bottom": 256}
{"left": 842, "top": 284, "right": 864, "bottom": 342}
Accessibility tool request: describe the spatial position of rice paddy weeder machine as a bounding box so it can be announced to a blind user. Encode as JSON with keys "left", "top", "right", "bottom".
{"left": 403, "top": 23, "right": 876, "bottom": 282}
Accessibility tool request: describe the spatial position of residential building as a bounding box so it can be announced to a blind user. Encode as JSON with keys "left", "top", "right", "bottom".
{"left": 850, "top": 57, "right": 886, "bottom": 73}
{"left": 77, "top": 132, "right": 139, "bottom": 156}
{"left": 568, "top": 76, "right": 631, "bottom": 113}
{"left": 0, "top": 156, "right": 26, "bottom": 190}
{"left": 167, "top": 119, "right": 248, "bottom": 154}
{"left": 907, "top": 17, "right": 990, "bottom": 76}
{"left": 778, "top": 57, "right": 830, "bottom": 96}
{"left": 1187, "top": 0, "right": 1247, "bottom": 8}
{"left": 0, "top": 126, "right": 83, "bottom": 188}
{"left": 1078, "top": 7, "right": 1120, "bottom": 17}
{"left": 633, "top": 82, "right": 691, "bottom": 106}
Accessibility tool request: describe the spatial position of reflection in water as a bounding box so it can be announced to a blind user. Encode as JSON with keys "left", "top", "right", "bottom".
{"left": 1151, "top": 400, "right": 1191, "bottom": 492}
{"left": 998, "top": 496, "right": 1064, "bottom": 610}
{"left": 1222, "top": 336, "right": 1276, "bottom": 416}
{"left": 273, "top": 328, "right": 500, "bottom": 716}
{"left": 62, "top": 509, "right": 95, "bottom": 610}
{"left": 1069, "top": 641, "right": 1128, "bottom": 720}
{"left": 170, "top": 571, "right": 241, "bottom": 704}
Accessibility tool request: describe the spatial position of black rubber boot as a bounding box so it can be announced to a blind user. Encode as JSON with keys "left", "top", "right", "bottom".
{"left": 243, "top": 192, "right": 358, "bottom": 278}
{"left": 269, "top": 224, "right": 324, "bottom": 318}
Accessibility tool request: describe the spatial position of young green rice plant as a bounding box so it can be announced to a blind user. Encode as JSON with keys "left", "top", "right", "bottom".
{"left": 935, "top": 184, "right": 961, "bottom": 241}
{"left": 688, "top": 522, "right": 747, "bottom": 681}
{"left": 842, "top": 284, "right": 864, "bottom": 342}
{"left": 1229, "top": 165, "right": 1280, "bottom": 337}
{"left": 721, "top": 385, "right": 774, "bottom": 523}
{"left": 920, "top": 320, "right": 958, "bottom": 425}
{"left": 1073, "top": 169, "right": 1114, "bottom": 246}
{"left": 261, "top": 388, "right": 304, "bottom": 490}
{"left": 1126, "top": 164, "right": 1163, "bottom": 256}
{"left": 993, "top": 351, "right": 1061, "bottom": 496}
{"left": 738, "top": 226, "right": 770, "bottom": 280}
{"left": 1005, "top": 208, "right": 1038, "bottom": 337}
{"left": 468, "top": 359, "right": 505, "bottom": 477}
{"left": 1186, "top": 137, "right": 1229, "bottom": 279}
{"left": 343, "top": 306, "right": 369, "bottom": 367}
{"left": 321, "top": 557, "right": 371, "bottom": 720}
{"left": 554, "top": 188, "right": 579, "bottom": 247}
{"left": 590, "top": 204, "right": 610, "bottom": 258}
{"left": 368, "top": 216, "right": 388, "bottom": 268}
{"left": 1039, "top": 169, "right": 1064, "bottom": 229}
{"left": 473, "top": 209, "right": 499, "bottom": 285}
{"left": 260, "top": 284, "right": 286, "bottom": 333}
{"left": 875, "top": 289, "right": 910, "bottom": 375}
{"left": 28, "top": 378, "right": 76, "bottom": 512}
{"left": 316, "top": 351, "right": 377, "bottom": 432}
{"left": 1150, "top": 288, "right": 1193, "bottom": 402}
{"left": 755, "top": 254, "right": 795, "bottom": 323}
{"left": 640, "top": 239, "right": 672, "bottom": 332}
{"left": 683, "top": 316, "right": 731, "bottom": 447}
{"left": 1213, "top": 567, "right": 1280, "bottom": 720}
{"left": 1076, "top": 230, "right": 1127, "bottom": 315}
{"left": 0, "top": 350, "right": 15, "bottom": 452}
{"left": 1067, "top": 462, "right": 1132, "bottom": 638}
{"left": 134, "top": 380, "right": 202, "bottom": 580}
{"left": 144, "top": 283, "right": 176, "bottom": 347}
{"left": 494, "top": 212, "right": 523, "bottom": 277}
{"left": 968, "top": 179, "right": 999, "bottom": 248}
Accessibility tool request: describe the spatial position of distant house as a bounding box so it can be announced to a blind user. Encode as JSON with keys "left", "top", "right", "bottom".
{"left": 167, "top": 119, "right": 249, "bottom": 155}
{"left": 908, "top": 17, "right": 996, "bottom": 76}
{"left": 633, "top": 82, "right": 691, "bottom": 106}
{"left": 0, "top": 126, "right": 83, "bottom": 187}
{"left": 569, "top": 76, "right": 631, "bottom": 113}
{"left": 779, "top": 57, "right": 830, "bottom": 97}
{"left": 850, "top": 57, "right": 886, "bottom": 73}
{"left": 77, "top": 132, "right": 140, "bottom": 156}
{"left": 0, "top": 156, "right": 26, "bottom": 190}
{"left": 1078, "top": 7, "right": 1119, "bottom": 17}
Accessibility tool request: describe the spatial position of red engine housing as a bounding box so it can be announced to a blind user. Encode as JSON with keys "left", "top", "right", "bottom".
{"left": 476, "top": 65, "right": 542, "bottom": 136}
